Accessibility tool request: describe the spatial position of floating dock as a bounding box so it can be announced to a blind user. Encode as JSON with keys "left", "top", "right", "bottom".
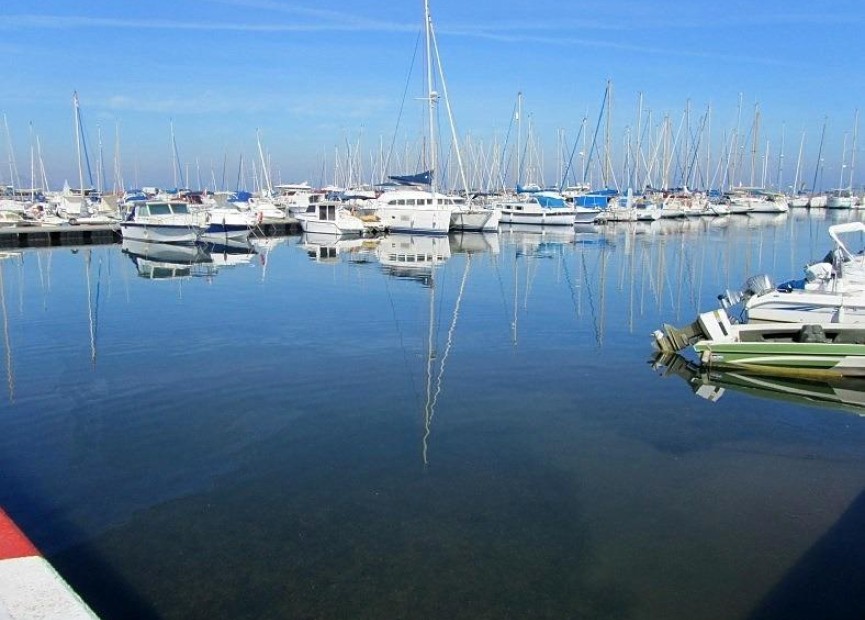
{"left": 0, "top": 219, "right": 300, "bottom": 249}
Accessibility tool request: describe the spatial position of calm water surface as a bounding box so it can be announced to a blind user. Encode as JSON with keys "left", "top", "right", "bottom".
{"left": 3, "top": 212, "right": 865, "bottom": 619}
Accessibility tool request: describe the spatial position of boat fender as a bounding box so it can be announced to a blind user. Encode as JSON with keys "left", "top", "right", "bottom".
{"left": 256, "top": 211, "right": 264, "bottom": 225}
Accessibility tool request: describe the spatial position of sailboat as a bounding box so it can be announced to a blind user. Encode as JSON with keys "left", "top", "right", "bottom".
{"left": 57, "top": 93, "right": 118, "bottom": 224}
{"left": 374, "top": 0, "right": 499, "bottom": 233}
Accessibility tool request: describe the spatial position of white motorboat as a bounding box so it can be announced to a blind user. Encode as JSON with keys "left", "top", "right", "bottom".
{"left": 120, "top": 201, "right": 205, "bottom": 244}
{"left": 201, "top": 205, "right": 255, "bottom": 242}
{"left": 720, "top": 222, "right": 865, "bottom": 324}
{"left": 495, "top": 192, "right": 576, "bottom": 226}
{"left": 296, "top": 201, "right": 365, "bottom": 236}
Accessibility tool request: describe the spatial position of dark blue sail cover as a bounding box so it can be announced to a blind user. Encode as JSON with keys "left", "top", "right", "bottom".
{"left": 388, "top": 170, "right": 433, "bottom": 186}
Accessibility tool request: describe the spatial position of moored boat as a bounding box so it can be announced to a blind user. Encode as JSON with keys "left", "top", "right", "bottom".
{"left": 120, "top": 200, "right": 205, "bottom": 244}
{"left": 653, "top": 309, "right": 865, "bottom": 378}
{"left": 296, "top": 201, "right": 365, "bottom": 236}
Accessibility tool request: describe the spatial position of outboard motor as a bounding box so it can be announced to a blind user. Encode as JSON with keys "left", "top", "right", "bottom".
{"left": 742, "top": 274, "right": 774, "bottom": 298}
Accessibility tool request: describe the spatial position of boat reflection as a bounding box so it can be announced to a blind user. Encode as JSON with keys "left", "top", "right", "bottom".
{"left": 448, "top": 231, "right": 500, "bottom": 255}
{"left": 500, "top": 222, "right": 578, "bottom": 245}
{"left": 202, "top": 239, "right": 258, "bottom": 268}
{"left": 300, "top": 232, "right": 373, "bottom": 264}
{"left": 653, "top": 352, "right": 865, "bottom": 416}
{"left": 377, "top": 233, "right": 450, "bottom": 285}
{"left": 121, "top": 239, "right": 215, "bottom": 280}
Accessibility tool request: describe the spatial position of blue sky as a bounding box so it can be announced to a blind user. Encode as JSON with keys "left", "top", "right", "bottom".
{"left": 1, "top": 0, "right": 863, "bottom": 191}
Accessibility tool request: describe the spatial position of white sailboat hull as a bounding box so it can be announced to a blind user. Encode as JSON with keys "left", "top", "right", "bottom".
{"left": 378, "top": 206, "right": 452, "bottom": 234}
{"left": 449, "top": 207, "right": 500, "bottom": 231}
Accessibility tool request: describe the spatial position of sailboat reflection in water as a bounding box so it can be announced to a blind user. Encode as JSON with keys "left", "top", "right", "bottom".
{"left": 377, "top": 233, "right": 483, "bottom": 465}
{"left": 122, "top": 238, "right": 215, "bottom": 280}
{"left": 376, "top": 233, "right": 450, "bottom": 286}
{"left": 653, "top": 352, "right": 865, "bottom": 416}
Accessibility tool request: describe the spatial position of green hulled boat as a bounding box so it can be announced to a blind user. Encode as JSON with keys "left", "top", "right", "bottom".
{"left": 654, "top": 309, "right": 865, "bottom": 378}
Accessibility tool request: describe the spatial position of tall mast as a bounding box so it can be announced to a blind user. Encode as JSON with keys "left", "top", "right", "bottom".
{"left": 256, "top": 129, "right": 273, "bottom": 196}
{"left": 516, "top": 91, "right": 523, "bottom": 188}
{"left": 29, "top": 122, "right": 34, "bottom": 201}
{"left": 792, "top": 131, "right": 805, "bottom": 193}
{"left": 850, "top": 109, "right": 859, "bottom": 191}
{"left": 170, "top": 119, "right": 178, "bottom": 189}
{"left": 424, "top": 0, "right": 437, "bottom": 198}
{"left": 3, "top": 114, "right": 20, "bottom": 193}
{"left": 838, "top": 132, "right": 849, "bottom": 190}
{"left": 604, "top": 80, "right": 612, "bottom": 187}
{"left": 775, "top": 123, "right": 785, "bottom": 190}
{"left": 811, "top": 117, "right": 827, "bottom": 196}
{"left": 429, "top": 12, "right": 471, "bottom": 198}
{"left": 73, "top": 92, "right": 86, "bottom": 199}
{"left": 635, "top": 92, "right": 643, "bottom": 190}
{"left": 96, "top": 124, "right": 104, "bottom": 195}
{"left": 749, "top": 102, "right": 760, "bottom": 187}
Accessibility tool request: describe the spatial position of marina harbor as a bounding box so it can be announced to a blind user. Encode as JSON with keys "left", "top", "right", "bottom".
{"left": 3, "top": 0, "right": 865, "bottom": 616}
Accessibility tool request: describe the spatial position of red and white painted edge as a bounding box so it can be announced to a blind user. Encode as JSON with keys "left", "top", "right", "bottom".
{"left": 0, "top": 508, "right": 98, "bottom": 619}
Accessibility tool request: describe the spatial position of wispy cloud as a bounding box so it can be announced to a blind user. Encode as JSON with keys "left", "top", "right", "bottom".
{"left": 0, "top": 13, "right": 415, "bottom": 34}
{"left": 101, "top": 91, "right": 392, "bottom": 120}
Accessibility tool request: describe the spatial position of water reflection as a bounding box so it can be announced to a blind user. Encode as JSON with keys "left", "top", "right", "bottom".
{"left": 376, "top": 233, "right": 450, "bottom": 285}
{"left": 0, "top": 254, "right": 18, "bottom": 401}
{"left": 300, "top": 232, "right": 373, "bottom": 264}
{"left": 4, "top": 213, "right": 865, "bottom": 618}
{"left": 653, "top": 352, "right": 865, "bottom": 416}
{"left": 121, "top": 239, "right": 215, "bottom": 280}
{"left": 202, "top": 239, "right": 257, "bottom": 269}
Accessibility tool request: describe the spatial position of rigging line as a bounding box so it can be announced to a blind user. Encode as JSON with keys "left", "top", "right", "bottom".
{"left": 423, "top": 265, "right": 436, "bottom": 465}
{"left": 580, "top": 252, "right": 601, "bottom": 347}
{"left": 85, "top": 251, "right": 95, "bottom": 366}
{"left": 497, "top": 98, "right": 519, "bottom": 189}
{"left": 490, "top": 251, "right": 511, "bottom": 337}
{"left": 384, "top": 272, "right": 424, "bottom": 411}
{"left": 559, "top": 118, "right": 587, "bottom": 192}
{"left": 560, "top": 246, "right": 583, "bottom": 323}
{"left": 424, "top": 253, "right": 471, "bottom": 466}
{"left": 583, "top": 83, "right": 609, "bottom": 186}
{"left": 93, "top": 258, "right": 103, "bottom": 365}
{"left": 0, "top": 263, "right": 12, "bottom": 403}
{"left": 383, "top": 28, "right": 423, "bottom": 182}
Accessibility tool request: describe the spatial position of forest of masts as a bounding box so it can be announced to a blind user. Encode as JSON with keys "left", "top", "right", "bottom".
{"left": 2, "top": 82, "right": 860, "bottom": 198}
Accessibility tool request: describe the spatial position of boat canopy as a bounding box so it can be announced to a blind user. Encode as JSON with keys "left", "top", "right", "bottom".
{"left": 573, "top": 194, "right": 609, "bottom": 208}
{"left": 388, "top": 170, "right": 432, "bottom": 186}
{"left": 230, "top": 191, "right": 253, "bottom": 203}
{"left": 534, "top": 192, "right": 566, "bottom": 208}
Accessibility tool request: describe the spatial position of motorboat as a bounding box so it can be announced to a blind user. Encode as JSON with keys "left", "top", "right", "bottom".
{"left": 120, "top": 200, "right": 205, "bottom": 244}
{"left": 200, "top": 205, "right": 256, "bottom": 242}
{"left": 720, "top": 222, "right": 865, "bottom": 324}
{"left": 495, "top": 192, "right": 576, "bottom": 226}
{"left": 653, "top": 308, "right": 865, "bottom": 378}
{"left": 295, "top": 201, "right": 365, "bottom": 236}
